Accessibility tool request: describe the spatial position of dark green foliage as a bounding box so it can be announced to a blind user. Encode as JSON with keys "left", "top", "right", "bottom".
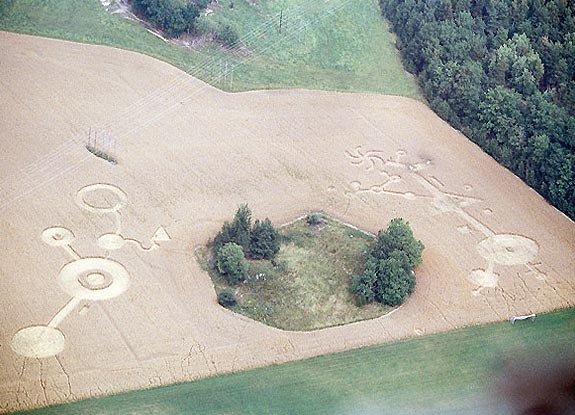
{"left": 379, "top": 0, "right": 575, "bottom": 220}
{"left": 249, "top": 218, "right": 281, "bottom": 260}
{"left": 352, "top": 218, "right": 423, "bottom": 306}
{"left": 374, "top": 250, "right": 416, "bottom": 306}
{"left": 232, "top": 204, "right": 252, "bottom": 251}
{"left": 85, "top": 145, "right": 117, "bottom": 165}
{"left": 350, "top": 258, "right": 376, "bottom": 305}
{"left": 216, "top": 22, "right": 239, "bottom": 48}
{"left": 217, "top": 288, "right": 237, "bottom": 307}
{"left": 131, "top": 0, "right": 202, "bottom": 37}
{"left": 216, "top": 243, "right": 248, "bottom": 284}
{"left": 371, "top": 218, "right": 424, "bottom": 268}
{"left": 306, "top": 213, "right": 322, "bottom": 225}
{"left": 214, "top": 204, "right": 252, "bottom": 254}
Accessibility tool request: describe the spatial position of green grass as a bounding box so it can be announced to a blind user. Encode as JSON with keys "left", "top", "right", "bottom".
{"left": 198, "top": 214, "right": 388, "bottom": 331}
{"left": 0, "top": 0, "right": 420, "bottom": 96}
{"left": 17, "top": 308, "right": 575, "bottom": 414}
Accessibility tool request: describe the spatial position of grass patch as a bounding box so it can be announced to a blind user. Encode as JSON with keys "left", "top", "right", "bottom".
{"left": 17, "top": 308, "right": 575, "bottom": 415}
{"left": 0, "top": 0, "right": 420, "bottom": 96}
{"left": 85, "top": 145, "right": 117, "bottom": 164}
{"left": 198, "top": 214, "right": 388, "bottom": 331}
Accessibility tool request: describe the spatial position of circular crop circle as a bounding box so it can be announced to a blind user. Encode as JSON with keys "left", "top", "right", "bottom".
{"left": 78, "top": 272, "right": 113, "bottom": 290}
{"left": 11, "top": 326, "right": 66, "bottom": 358}
{"left": 58, "top": 257, "right": 130, "bottom": 300}
{"left": 477, "top": 234, "right": 539, "bottom": 266}
{"left": 76, "top": 184, "right": 127, "bottom": 214}
{"left": 41, "top": 227, "right": 74, "bottom": 246}
{"left": 97, "top": 233, "right": 126, "bottom": 250}
{"left": 467, "top": 269, "right": 499, "bottom": 288}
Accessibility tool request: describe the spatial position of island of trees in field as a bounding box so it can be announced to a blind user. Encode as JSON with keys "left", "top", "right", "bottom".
{"left": 205, "top": 205, "right": 423, "bottom": 328}
{"left": 379, "top": 0, "right": 575, "bottom": 219}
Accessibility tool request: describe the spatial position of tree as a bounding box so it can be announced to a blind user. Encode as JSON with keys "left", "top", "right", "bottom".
{"left": 218, "top": 288, "right": 237, "bottom": 307}
{"left": 374, "top": 250, "right": 416, "bottom": 306}
{"left": 371, "top": 218, "right": 425, "bottom": 268}
{"left": 249, "top": 218, "right": 280, "bottom": 260}
{"left": 488, "top": 34, "right": 544, "bottom": 96}
{"left": 214, "top": 204, "right": 252, "bottom": 254}
{"left": 351, "top": 218, "right": 423, "bottom": 306}
{"left": 182, "top": 2, "right": 200, "bottom": 34}
{"left": 232, "top": 204, "right": 252, "bottom": 251}
{"left": 131, "top": 0, "right": 201, "bottom": 38}
{"left": 216, "top": 243, "right": 248, "bottom": 284}
{"left": 217, "top": 22, "right": 239, "bottom": 48}
{"left": 379, "top": 0, "right": 575, "bottom": 221}
{"left": 351, "top": 257, "right": 377, "bottom": 305}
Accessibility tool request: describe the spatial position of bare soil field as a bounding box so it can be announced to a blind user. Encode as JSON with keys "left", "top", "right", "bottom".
{"left": 0, "top": 31, "right": 573, "bottom": 413}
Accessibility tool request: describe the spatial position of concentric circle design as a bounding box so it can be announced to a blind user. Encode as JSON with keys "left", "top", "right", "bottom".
{"left": 75, "top": 184, "right": 128, "bottom": 214}
{"left": 41, "top": 227, "right": 75, "bottom": 246}
{"left": 11, "top": 326, "right": 66, "bottom": 358}
{"left": 58, "top": 257, "right": 130, "bottom": 300}
{"left": 78, "top": 272, "right": 113, "bottom": 290}
{"left": 477, "top": 234, "right": 539, "bottom": 266}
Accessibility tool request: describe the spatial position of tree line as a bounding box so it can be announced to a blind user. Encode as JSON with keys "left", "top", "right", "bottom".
{"left": 380, "top": 0, "right": 575, "bottom": 219}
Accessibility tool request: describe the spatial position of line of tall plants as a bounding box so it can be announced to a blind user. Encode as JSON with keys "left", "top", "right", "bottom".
{"left": 379, "top": 0, "right": 575, "bottom": 219}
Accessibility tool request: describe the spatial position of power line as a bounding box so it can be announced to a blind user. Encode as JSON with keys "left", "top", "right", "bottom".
{"left": 0, "top": 0, "right": 356, "bottom": 211}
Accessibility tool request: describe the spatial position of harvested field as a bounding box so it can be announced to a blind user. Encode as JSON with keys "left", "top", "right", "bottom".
{"left": 0, "top": 31, "right": 574, "bottom": 413}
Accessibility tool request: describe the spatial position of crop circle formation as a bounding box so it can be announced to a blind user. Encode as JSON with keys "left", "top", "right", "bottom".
{"left": 58, "top": 257, "right": 130, "bottom": 300}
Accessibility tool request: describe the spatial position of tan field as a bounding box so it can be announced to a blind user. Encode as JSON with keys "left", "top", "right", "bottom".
{"left": 0, "top": 31, "right": 574, "bottom": 413}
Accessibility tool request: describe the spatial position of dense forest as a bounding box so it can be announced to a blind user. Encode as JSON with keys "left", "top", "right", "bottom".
{"left": 380, "top": 0, "right": 575, "bottom": 219}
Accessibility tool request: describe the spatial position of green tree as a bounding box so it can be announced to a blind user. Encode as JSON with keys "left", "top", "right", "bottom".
{"left": 182, "top": 2, "right": 200, "bottom": 34}
{"left": 131, "top": 0, "right": 200, "bottom": 37}
{"left": 216, "top": 243, "right": 248, "bottom": 284}
{"left": 217, "top": 22, "right": 239, "bottom": 48}
{"left": 214, "top": 204, "right": 252, "bottom": 254}
{"left": 478, "top": 86, "right": 524, "bottom": 166}
{"left": 379, "top": 0, "right": 575, "bottom": 221}
{"left": 217, "top": 288, "right": 237, "bottom": 307}
{"left": 375, "top": 250, "right": 415, "bottom": 306}
{"left": 351, "top": 257, "right": 377, "bottom": 305}
{"left": 351, "top": 218, "right": 423, "bottom": 306}
{"left": 488, "top": 34, "right": 544, "bottom": 95}
{"left": 372, "top": 218, "right": 424, "bottom": 268}
{"left": 232, "top": 204, "right": 252, "bottom": 251}
{"left": 249, "top": 218, "right": 280, "bottom": 260}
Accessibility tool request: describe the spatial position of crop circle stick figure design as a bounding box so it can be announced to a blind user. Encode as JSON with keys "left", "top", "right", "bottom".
{"left": 344, "top": 146, "right": 544, "bottom": 296}
{"left": 10, "top": 184, "right": 171, "bottom": 359}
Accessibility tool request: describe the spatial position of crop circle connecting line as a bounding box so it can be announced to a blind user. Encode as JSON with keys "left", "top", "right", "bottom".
{"left": 11, "top": 183, "right": 170, "bottom": 359}
{"left": 345, "top": 147, "right": 546, "bottom": 295}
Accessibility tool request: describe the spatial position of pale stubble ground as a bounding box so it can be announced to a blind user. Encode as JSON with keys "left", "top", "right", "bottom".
{"left": 0, "top": 31, "right": 573, "bottom": 413}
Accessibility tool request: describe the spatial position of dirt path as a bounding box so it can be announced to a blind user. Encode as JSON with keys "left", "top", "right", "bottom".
{"left": 0, "top": 31, "right": 574, "bottom": 413}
